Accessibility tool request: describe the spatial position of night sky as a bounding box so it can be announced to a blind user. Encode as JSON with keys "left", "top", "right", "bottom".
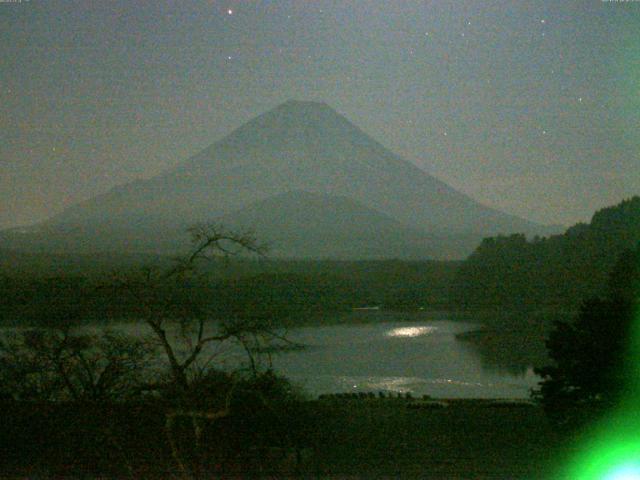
{"left": 1, "top": 0, "right": 638, "bottom": 229}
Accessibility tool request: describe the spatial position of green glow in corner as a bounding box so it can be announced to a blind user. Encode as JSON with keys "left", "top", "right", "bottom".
{"left": 564, "top": 422, "right": 640, "bottom": 479}
{"left": 603, "top": 463, "right": 640, "bottom": 480}
{"left": 562, "top": 301, "right": 640, "bottom": 480}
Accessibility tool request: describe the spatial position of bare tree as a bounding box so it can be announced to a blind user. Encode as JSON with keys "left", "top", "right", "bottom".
{"left": 109, "top": 224, "right": 303, "bottom": 478}
{"left": 111, "top": 223, "right": 276, "bottom": 391}
{"left": 0, "top": 328, "right": 153, "bottom": 401}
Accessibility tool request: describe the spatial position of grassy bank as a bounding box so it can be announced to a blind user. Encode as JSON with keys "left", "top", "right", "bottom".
{"left": 0, "top": 398, "right": 570, "bottom": 479}
{"left": 310, "top": 398, "right": 564, "bottom": 478}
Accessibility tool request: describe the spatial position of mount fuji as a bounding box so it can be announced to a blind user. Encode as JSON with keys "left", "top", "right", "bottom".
{"left": 1, "top": 100, "right": 552, "bottom": 259}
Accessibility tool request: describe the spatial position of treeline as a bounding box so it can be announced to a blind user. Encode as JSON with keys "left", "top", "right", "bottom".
{"left": 533, "top": 241, "right": 640, "bottom": 431}
{"left": 0, "top": 259, "right": 459, "bottom": 327}
{"left": 450, "top": 196, "right": 640, "bottom": 314}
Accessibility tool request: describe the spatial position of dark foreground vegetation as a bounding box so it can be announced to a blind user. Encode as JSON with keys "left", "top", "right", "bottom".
{"left": 0, "top": 375, "right": 310, "bottom": 478}
{"left": 534, "top": 243, "right": 640, "bottom": 431}
{"left": 0, "top": 396, "right": 563, "bottom": 479}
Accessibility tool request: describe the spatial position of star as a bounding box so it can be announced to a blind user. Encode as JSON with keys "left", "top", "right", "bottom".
{"left": 541, "top": 19, "right": 546, "bottom": 24}
{"left": 227, "top": 8, "right": 233, "bottom": 15}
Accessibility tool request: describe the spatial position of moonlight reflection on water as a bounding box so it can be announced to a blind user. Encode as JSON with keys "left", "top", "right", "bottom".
{"left": 271, "top": 319, "right": 541, "bottom": 398}
{"left": 386, "top": 326, "right": 436, "bottom": 337}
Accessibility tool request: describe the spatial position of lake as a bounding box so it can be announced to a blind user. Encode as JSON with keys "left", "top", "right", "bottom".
{"left": 12, "top": 311, "right": 542, "bottom": 399}
{"left": 266, "top": 317, "right": 540, "bottom": 398}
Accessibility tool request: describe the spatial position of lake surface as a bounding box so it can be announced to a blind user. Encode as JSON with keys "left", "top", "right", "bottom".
{"left": 267, "top": 318, "right": 540, "bottom": 398}
{"left": 7, "top": 312, "right": 541, "bottom": 399}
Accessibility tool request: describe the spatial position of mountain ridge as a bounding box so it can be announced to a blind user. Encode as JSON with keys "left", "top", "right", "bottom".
{"left": 2, "top": 100, "right": 555, "bottom": 259}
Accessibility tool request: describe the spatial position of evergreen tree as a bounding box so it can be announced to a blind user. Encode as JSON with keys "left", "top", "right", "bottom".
{"left": 534, "top": 245, "right": 639, "bottom": 428}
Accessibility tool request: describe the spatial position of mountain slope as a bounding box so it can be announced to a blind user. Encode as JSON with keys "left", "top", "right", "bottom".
{"left": 1, "top": 100, "right": 550, "bottom": 258}
{"left": 218, "top": 191, "right": 470, "bottom": 259}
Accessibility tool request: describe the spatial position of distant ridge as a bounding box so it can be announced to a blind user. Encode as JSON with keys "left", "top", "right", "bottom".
{"left": 0, "top": 100, "right": 554, "bottom": 259}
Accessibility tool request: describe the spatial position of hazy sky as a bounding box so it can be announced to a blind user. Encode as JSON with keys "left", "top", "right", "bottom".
{"left": 1, "top": 0, "right": 638, "bottom": 229}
